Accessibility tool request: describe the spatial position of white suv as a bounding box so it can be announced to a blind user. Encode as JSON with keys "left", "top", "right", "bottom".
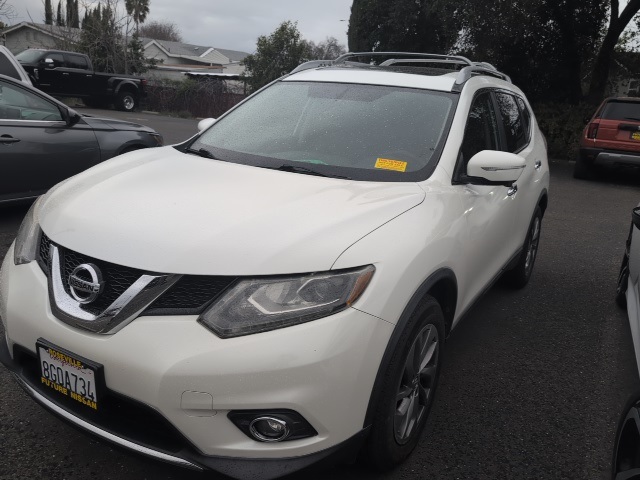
{"left": 0, "top": 53, "right": 549, "bottom": 478}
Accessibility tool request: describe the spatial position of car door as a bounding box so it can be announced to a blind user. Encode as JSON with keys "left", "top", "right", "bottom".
{"left": 0, "top": 77, "right": 101, "bottom": 202}
{"left": 37, "top": 52, "right": 66, "bottom": 93}
{"left": 493, "top": 91, "right": 540, "bottom": 245}
{"left": 61, "top": 53, "right": 92, "bottom": 97}
{"left": 455, "top": 90, "right": 520, "bottom": 307}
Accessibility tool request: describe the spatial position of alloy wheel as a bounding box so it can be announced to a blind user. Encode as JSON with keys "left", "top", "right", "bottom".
{"left": 394, "top": 323, "right": 439, "bottom": 444}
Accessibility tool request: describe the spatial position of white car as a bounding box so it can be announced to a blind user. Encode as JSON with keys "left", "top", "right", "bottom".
{"left": 0, "top": 53, "right": 549, "bottom": 479}
{"left": 617, "top": 206, "right": 640, "bottom": 373}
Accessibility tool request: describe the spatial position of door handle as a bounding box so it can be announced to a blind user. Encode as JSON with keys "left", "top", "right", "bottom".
{"left": 534, "top": 160, "right": 542, "bottom": 170}
{"left": 62, "top": 73, "right": 69, "bottom": 76}
{"left": 0, "top": 135, "right": 20, "bottom": 144}
{"left": 507, "top": 184, "right": 518, "bottom": 196}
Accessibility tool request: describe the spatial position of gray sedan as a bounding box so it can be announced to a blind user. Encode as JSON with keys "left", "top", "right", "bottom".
{"left": 0, "top": 73, "right": 163, "bottom": 204}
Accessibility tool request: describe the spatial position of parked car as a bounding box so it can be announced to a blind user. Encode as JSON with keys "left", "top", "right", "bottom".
{"left": 575, "top": 97, "right": 640, "bottom": 179}
{"left": 616, "top": 205, "right": 640, "bottom": 372}
{"left": 15, "top": 49, "right": 147, "bottom": 112}
{"left": 0, "top": 72, "right": 163, "bottom": 204}
{"left": 0, "top": 52, "right": 549, "bottom": 479}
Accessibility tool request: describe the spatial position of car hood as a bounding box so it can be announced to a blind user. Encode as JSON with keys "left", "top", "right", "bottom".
{"left": 81, "top": 115, "right": 155, "bottom": 133}
{"left": 39, "top": 147, "right": 425, "bottom": 275}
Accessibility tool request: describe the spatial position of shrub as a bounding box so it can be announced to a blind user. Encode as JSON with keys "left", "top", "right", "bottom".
{"left": 145, "top": 78, "right": 246, "bottom": 119}
{"left": 532, "top": 102, "right": 594, "bottom": 160}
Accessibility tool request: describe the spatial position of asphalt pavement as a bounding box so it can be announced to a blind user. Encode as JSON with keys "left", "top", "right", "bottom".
{"left": 1, "top": 111, "right": 640, "bottom": 479}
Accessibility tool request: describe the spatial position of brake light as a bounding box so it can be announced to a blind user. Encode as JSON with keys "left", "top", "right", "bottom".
{"left": 141, "top": 79, "right": 147, "bottom": 86}
{"left": 587, "top": 123, "right": 599, "bottom": 139}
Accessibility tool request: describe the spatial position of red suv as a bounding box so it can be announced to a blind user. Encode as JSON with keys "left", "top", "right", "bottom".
{"left": 575, "top": 97, "right": 640, "bottom": 179}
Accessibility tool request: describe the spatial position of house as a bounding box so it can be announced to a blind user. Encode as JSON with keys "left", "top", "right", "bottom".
{"left": 0, "top": 22, "right": 80, "bottom": 54}
{"left": 141, "top": 38, "right": 249, "bottom": 81}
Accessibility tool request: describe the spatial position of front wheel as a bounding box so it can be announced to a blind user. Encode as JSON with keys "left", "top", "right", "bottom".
{"left": 365, "top": 295, "right": 444, "bottom": 470}
{"left": 504, "top": 206, "right": 542, "bottom": 289}
{"left": 115, "top": 91, "right": 136, "bottom": 112}
{"left": 617, "top": 225, "right": 633, "bottom": 309}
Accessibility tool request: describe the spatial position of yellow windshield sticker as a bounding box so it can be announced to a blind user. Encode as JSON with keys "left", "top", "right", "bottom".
{"left": 375, "top": 158, "right": 408, "bottom": 172}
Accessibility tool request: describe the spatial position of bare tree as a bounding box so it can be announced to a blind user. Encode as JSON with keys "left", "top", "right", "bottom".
{"left": 0, "top": 0, "right": 15, "bottom": 23}
{"left": 307, "top": 37, "right": 347, "bottom": 60}
{"left": 139, "top": 20, "right": 182, "bottom": 42}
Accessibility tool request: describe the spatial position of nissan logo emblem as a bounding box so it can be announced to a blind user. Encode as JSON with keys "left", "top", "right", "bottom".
{"left": 68, "top": 263, "right": 104, "bottom": 304}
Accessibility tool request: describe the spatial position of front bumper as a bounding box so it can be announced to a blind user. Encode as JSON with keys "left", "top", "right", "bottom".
{"left": 0, "top": 246, "right": 393, "bottom": 477}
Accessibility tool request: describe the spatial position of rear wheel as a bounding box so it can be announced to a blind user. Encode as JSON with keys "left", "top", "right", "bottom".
{"left": 573, "top": 155, "right": 595, "bottom": 180}
{"left": 115, "top": 91, "right": 136, "bottom": 112}
{"left": 365, "top": 296, "right": 444, "bottom": 470}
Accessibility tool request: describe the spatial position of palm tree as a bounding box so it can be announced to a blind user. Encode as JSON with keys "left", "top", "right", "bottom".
{"left": 124, "top": 0, "right": 149, "bottom": 34}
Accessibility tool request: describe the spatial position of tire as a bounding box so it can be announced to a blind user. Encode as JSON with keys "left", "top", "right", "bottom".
{"left": 504, "top": 206, "right": 542, "bottom": 289}
{"left": 617, "top": 224, "right": 633, "bottom": 309}
{"left": 573, "top": 155, "right": 594, "bottom": 180}
{"left": 612, "top": 391, "right": 640, "bottom": 480}
{"left": 115, "top": 91, "right": 136, "bottom": 112}
{"left": 365, "top": 295, "right": 445, "bottom": 470}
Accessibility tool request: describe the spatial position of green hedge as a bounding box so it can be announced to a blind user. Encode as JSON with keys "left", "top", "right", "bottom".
{"left": 532, "top": 102, "right": 595, "bottom": 160}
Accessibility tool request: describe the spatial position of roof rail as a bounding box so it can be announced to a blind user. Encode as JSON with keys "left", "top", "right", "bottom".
{"left": 288, "top": 52, "right": 512, "bottom": 89}
{"left": 290, "top": 59, "right": 335, "bottom": 74}
{"left": 333, "top": 52, "right": 473, "bottom": 67}
{"left": 453, "top": 66, "right": 511, "bottom": 91}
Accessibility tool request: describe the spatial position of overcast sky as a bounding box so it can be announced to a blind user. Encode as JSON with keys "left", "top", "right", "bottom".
{"left": 10, "top": 0, "right": 353, "bottom": 53}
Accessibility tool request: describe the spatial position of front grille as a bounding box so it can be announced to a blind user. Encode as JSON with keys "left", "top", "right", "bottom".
{"left": 38, "top": 233, "right": 236, "bottom": 316}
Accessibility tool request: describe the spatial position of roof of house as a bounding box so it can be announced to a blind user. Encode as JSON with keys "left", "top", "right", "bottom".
{"left": 0, "top": 22, "right": 81, "bottom": 41}
{"left": 141, "top": 38, "right": 249, "bottom": 66}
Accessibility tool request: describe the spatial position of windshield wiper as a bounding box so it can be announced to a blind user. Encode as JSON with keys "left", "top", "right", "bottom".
{"left": 263, "top": 164, "right": 351, "bottom": 180}
{"left": 185, "top": 147, "right": 218, "bottom": 159}
{"left": 624, "top": 116, "right": 640, "bottom": 121}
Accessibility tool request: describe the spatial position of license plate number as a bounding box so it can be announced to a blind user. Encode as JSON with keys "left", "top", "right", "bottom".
{"left": 631, "top": 132, "right": 640, "bottom": 141}
{"left": 37, "top": 341, "right": 100, "bottom": 410}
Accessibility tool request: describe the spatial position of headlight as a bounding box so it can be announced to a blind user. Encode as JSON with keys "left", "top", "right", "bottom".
{"left": 14, "top": 197, "right": 42, "bottom": 266}
{"left": 199, "top": 265, "right": 375, "bottom": 338}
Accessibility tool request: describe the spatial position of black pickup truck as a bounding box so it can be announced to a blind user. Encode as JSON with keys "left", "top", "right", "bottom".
{"left": 15, "top": 49, "right": 147, "bottom": 111}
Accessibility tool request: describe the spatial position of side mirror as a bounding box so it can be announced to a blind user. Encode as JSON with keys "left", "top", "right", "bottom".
{"left": 466, "top": 150, "right": 526, "bottom": 186}
{"left": 198, "top": 118, "right": 216, "bottom": 132}
{"left": 43, "top": 58, "right": 55, "bottom": 68}
{"left": 61, "top": 107, "right": 81, "bottom": 126}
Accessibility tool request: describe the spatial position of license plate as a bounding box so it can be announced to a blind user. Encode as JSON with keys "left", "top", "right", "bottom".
{"left": 631, "top": 132, "right": 640, "bottom": 141}
{"left": 37, "top": 340, "right": 102, "bottom": 411}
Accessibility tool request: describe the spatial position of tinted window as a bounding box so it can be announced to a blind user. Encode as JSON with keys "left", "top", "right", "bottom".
{"left": 192, "top": 81, "right": 455, "bottom": 181}
{"left": 516, "top": 97, "right": 531, "bottom": 140}
{"left": 45, "top": 53, "right": 64, "bottom": 67}
{"left": 0, "top": 79, "right": 62, "bottom": 121}
{"left": 460, "top": 92, "right": 499, "bottom": 166}
{"left": 495, "top": 92, "right": 526, "bottom": 152}
{"left": 65, "top": 54, "right": 88, "bottom": 70}
{"left": 600, "top": 101, "right": 640, "bottom": 121}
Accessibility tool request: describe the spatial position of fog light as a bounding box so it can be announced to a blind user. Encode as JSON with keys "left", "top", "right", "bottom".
{"left": 228, "top": 409, "right": 318, "bottom": 442}
{"left": 249, "top": 417, "right": 290, "bottom": 442}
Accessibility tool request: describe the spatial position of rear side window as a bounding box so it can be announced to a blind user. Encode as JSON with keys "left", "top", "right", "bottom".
{"left": 600, "top": 101, "right": 640, "bottom": 121}
{"left": 516, "top": 97, "right": 531, "bottom": 140}
{"left": 495, "top": 92, "right": 526, "bottom": 152}
{"left": 65, "top": 54, "right": 88, "bottom": 70}
{"left": 0, "top": 54, "right": 21, "bottom": 81}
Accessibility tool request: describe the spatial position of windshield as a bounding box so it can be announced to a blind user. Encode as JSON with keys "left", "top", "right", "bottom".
{"left": 190, "top": 81, "right": 456, "bottom": 181}
{"left": 15, "top": 50, "right": 45, "bottom": 63}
